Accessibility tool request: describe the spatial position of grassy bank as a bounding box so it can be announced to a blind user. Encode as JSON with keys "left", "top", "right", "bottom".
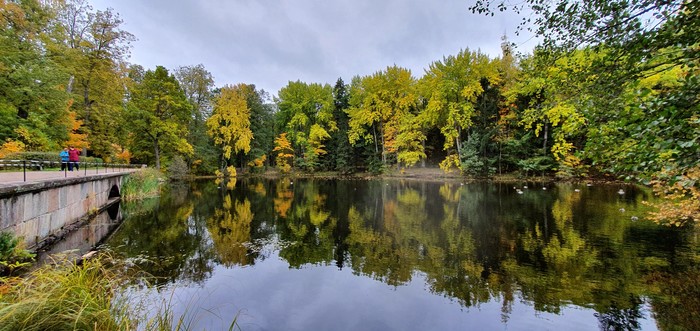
{"left": 0, "top": 254, "right": 223, "bottom": 331}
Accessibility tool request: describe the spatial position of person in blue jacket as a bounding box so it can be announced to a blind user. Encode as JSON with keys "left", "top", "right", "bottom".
{"left": 59, "top": 147, "right": 69, "bottom": 171}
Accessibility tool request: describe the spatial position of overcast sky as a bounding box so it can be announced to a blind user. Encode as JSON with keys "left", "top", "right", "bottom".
{"left": 90, "top": 0, "right": 535, "bottom": 97}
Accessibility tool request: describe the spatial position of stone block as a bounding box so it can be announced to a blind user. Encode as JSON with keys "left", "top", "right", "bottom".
{"left": 37, "top": 190, "right": 49, "bottom": 215}
{"left": 37, "top": 214, "right": 52, "bottom": 239}
{"left": 19, "top": 218, "right": 39, "bottom": 246}
{"left": 47, "top": 189, "right": 59, "bottom": 213}
{"left": 58, "top": 187, "right": 68, "bottom": 209}
{"left": 0, "top": 199, "right": 10, "bottom": 230}
{"left": 22, "top": 194, "right": 35, "bottom": 223}
{"left": 52, "top": 208, "right": 68, "bottom": 229}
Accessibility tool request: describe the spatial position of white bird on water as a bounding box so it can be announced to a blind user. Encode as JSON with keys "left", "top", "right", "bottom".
{"left": 618, "top": 189, "right": 625, "bottom": 195}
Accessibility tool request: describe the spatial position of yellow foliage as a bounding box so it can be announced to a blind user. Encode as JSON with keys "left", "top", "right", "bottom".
{"left": 13, "top": 126, "right": 50, "bottom": 151}
{"left": 65, "top": 102, "right": 89, "bottom": 149}
{"left": 556, "top": 154, "right": 588, "bottom": 178}
{"left": 251, "top": 182, "right": 266, "bottom": 196}
{"left": 439, "top": 154, "right": 460, "bottom": 173}
{"left": 208, "top": 197, "right": 254, "bottom": 266}
{"left": 226, "top": 177, "right": 237, "bottom": 190}
{"left": 247, "top": 154, "right": 267, "bottom": 169}
{"left": 274, "top": 181, "right": 293, "bottom": 218}
{"left": 645, "top": 166, "right": 700, "bottom": 226}
{"left": 0, "top": 139, "right": 24, "bottom": 158}
{"left": 274, "top": 133, "right": 294, "bottom": 173}
{"left": 112, "top": 144, "right": 131, "bottom": 163}
{"left": 206, "top": 84, "right": 253, "bottom": 159}
{"left": 226, "top": 165, "right": 237, "bottom": 177}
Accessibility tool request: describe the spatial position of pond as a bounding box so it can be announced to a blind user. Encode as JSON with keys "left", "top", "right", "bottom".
{"left": 103, "top": 178, "right": 699, "bottom": 331}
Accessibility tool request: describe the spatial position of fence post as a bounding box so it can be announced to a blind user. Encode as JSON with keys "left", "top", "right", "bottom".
{"left": 23, "top": 160, "right": 26, "bottom": 182}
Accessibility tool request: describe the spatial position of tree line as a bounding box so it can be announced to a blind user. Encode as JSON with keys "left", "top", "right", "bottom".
{"left": 1, "top": 1, "right": 697, "bottom": 211}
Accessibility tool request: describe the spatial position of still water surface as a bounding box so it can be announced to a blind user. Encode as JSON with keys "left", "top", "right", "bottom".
{"left": 104, "top": 178, "right": 699, "bottom": 331}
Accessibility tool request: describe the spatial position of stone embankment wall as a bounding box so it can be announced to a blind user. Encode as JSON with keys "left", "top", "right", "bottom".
{"left": 0, "top": 173, "right": 125, "bottom": 249}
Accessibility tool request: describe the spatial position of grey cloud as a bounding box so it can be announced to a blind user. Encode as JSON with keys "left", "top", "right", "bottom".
{"left": 91, "top": 0, "right": 534, "bottom": 95}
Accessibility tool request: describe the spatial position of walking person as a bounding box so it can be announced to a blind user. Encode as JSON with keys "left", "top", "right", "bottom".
{"left": 59, "top": 147, "right": 69, "bottom": 171}
{"left": 68, "top": 146, "right": 81, "bottom": 171}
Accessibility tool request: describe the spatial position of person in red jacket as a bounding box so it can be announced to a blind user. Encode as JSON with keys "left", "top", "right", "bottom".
{"left": 68, "top": 146, "right": 81, "bottom": 171}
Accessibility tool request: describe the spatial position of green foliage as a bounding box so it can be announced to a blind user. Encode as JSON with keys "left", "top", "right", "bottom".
{"left": 517, "top": 156, "right": 554, "bottom": 177}
{"left": 347, "top": 66, "right": 420, "bottom": 168}
{"left": 276, "top": 81, "right": 336, "bottom": 171}
{"left": 459, "top": 134, "right": 487, "bottom": 176}
{"left": 419, "top": 49, "right": 500, "bottom": 167}
{"left": 328, "top": 78, "right": 355, "bottom": 173}
{"left": 174, "top": 64, "right": 219, "bottom": 175}
{"left": 167, "top": 155, "right": 190, "bottom": 180}
{"left": 0, "top": 232, "right": 34, "bottom": 276}
{"left": 472, "top": 0, "right": 700, "bottom": 184}
{"left": 127, "top": 66, "right": 193, "bottom": 170}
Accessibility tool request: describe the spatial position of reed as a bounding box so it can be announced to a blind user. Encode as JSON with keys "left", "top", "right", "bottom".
{"left": 121, "top": 169, "right": 164, "bottom": 201}
{"left": 0, "top": 254, "right": 184, "bottom": 331}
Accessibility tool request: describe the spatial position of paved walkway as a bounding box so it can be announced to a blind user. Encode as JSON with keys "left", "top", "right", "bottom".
{"left": 0, "top": 168, "right": 138, "bottom": 186}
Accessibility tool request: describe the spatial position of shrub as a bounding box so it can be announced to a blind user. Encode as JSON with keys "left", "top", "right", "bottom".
{"left": 167, "top": 155, "right": 189, "bottom": 180}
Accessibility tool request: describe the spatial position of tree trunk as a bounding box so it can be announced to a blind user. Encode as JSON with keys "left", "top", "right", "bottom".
{"left": 421, "top": 140, "right": 426, "bottom": 168}
{"left": 542, "top": 121, "right": 548, "bottom": 156}
{"left": 372, "top": 124, "right": 379, "bottom": 155}
{"left": 455, "top": 126, "right": 463, "bottom": 156}
{"left": 380, "top": 125, "right": 386, "bottom": 165}
{"left": 66, "top": 76, "right": 74, "bottom": 93}
{"left": 498, "top": 142, "right": 502, "bottom": 175}
{"left": 153, "top": 139, "right": 161, "bottom": 170}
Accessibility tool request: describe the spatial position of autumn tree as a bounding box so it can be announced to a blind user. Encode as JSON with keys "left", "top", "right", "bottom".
{"left": 126, "top": 66, "right": 192, "bottom": 169}
{"left": 347, "top": 65, "right": 421, "bottom": 170}
{"left": 276, "top": 81, "right": 336, "bottom": 171}
{"left": 419, "top": 49, "right": 499, "bottom": 173}
{"left": 206, "top": 84, "right": 253, "bottom": 172}
{"left": 273, "top": 133, "right": 294, "bottom": 173}
{"left": 0, "top": 0, "right": 71, "bottom": 150}
{"left": 175, "top": 64, "right": 217, "bottom": 173}
{"left": 50, "top": 0, "right": 134, "bottom": 158}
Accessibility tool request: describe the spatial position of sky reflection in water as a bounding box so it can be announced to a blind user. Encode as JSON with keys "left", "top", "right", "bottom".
{"left": 105, "top": 179, "right": 698, "bottom": 331}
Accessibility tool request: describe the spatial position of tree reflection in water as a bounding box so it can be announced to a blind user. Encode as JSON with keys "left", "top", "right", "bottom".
{"left": 107, "top": 179, "right": 699, "bottom": 330}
